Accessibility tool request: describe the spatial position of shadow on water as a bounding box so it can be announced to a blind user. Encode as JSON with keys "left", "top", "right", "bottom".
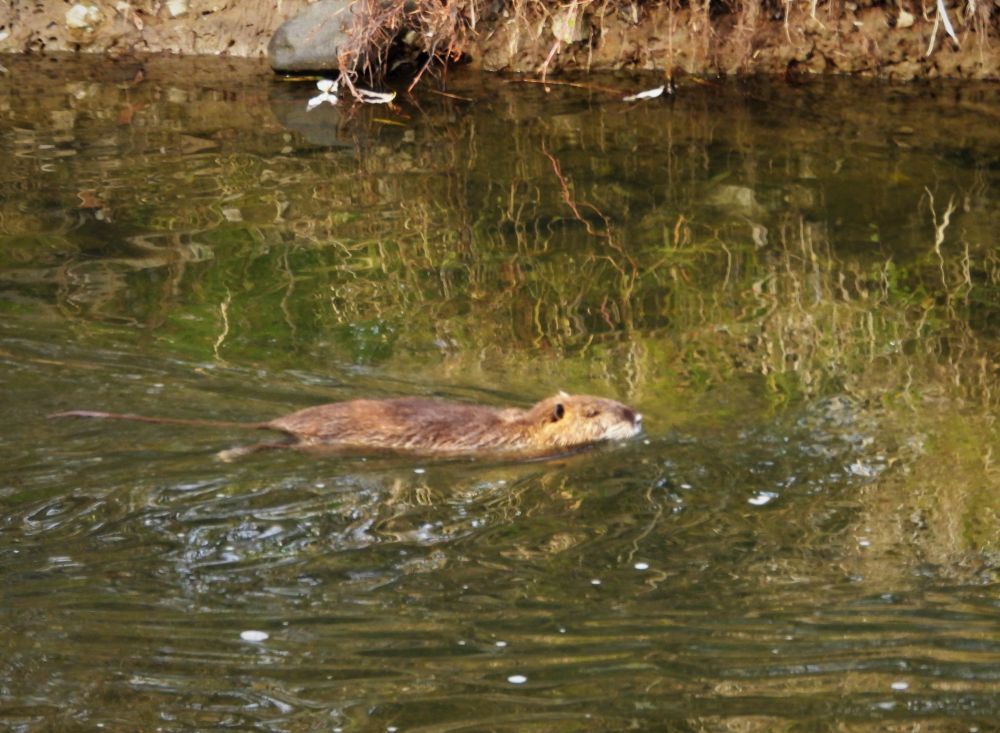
{"left": 0, "top": 55, "right": 998, "bottom": 731}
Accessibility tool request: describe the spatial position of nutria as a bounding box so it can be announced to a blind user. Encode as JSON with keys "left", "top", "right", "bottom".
{"left": 49, "top": 393, "right": 643, "bottom": 460}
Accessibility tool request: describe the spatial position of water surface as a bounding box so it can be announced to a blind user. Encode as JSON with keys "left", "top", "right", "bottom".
{"left": 1, "top": 56, "right": 998, "bottom": 731}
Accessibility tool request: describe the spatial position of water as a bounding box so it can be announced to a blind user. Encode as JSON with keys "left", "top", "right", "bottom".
{"left": 1, "top": 55, "right": 998, "bottom": 731}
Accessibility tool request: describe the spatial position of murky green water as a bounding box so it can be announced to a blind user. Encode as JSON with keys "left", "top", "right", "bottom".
{"left": 1, "top": 55, "right": 998, "bottom": 731}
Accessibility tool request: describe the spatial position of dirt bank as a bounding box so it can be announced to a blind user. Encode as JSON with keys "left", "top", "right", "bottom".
{"left": 1, "top": 1, "right": 311, "bottom": 57}
{"left": 473, "top": 2, "right": 1000, "bottom": 81}
{"left": 1, "top": 1, "right": 997, "bottom": 81}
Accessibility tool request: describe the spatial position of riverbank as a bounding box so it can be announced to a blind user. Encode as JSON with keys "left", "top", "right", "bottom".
{"left": 1, "top": 0, "right": 997, "bottom": 81}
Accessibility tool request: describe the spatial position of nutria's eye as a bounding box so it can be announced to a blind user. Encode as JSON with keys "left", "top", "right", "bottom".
{"left": 551, "top": 403, "right": 565, "bottom": 422}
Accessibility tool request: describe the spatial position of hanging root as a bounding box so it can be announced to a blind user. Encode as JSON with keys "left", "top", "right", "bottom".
{"left": 338, "top": 0, "right": 478, "bottom": 91}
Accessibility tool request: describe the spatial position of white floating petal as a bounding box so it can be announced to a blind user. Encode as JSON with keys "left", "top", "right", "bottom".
{"left": 357, "top": 87, "right": 396, "bottom": 104}
{"left": 307, "top": 92, "right": 338, "bottom": 111}
{"left": 623, "top": 85, "right": 665, "bottom": 102}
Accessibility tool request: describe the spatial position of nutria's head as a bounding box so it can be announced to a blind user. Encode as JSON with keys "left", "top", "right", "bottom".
{"left": 526, "top": 394, "right": 643, "bottom": 450}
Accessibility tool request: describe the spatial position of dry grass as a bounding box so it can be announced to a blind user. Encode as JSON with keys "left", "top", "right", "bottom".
{"left": 338, "top": 0, "right": 478, "bottom": 89}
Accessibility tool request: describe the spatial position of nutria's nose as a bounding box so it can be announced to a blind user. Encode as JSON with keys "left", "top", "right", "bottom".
{"left": 624, "top": 408, "right": 642, "bottom": 425}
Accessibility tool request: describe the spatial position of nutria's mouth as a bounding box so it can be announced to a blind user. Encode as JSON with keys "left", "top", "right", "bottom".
{"left": 609, "top": 413, "right": 643, "bottom": 441}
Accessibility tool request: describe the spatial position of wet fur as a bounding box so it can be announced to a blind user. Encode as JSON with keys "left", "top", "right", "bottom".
{"left": 50, "top": 394, "right": 643, "bottom": 459}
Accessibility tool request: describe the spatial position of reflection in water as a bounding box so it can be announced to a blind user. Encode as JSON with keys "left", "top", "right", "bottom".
{"left": 0, "top": 56, "right": 998, "bottom": 731}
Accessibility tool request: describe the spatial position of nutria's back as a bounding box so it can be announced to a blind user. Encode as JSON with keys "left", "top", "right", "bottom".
{"left": 268, "top": 394, "right": 643, "bottom": 456}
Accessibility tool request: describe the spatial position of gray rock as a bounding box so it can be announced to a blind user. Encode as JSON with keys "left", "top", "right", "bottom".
{"left": 268, "top": 0, "right": 361, "bottom": 72}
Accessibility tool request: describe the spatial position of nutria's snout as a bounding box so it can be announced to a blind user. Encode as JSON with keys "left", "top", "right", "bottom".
{"left": 630, "top": 411, "right": 644, "bottom": 436}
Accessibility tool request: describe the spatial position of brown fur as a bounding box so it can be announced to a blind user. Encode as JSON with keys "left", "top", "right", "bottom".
{"left": 49, "top": 394, "right": 643, "bottom": 458}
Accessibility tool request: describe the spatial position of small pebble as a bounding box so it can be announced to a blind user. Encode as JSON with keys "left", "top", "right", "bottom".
{"left": 495, "top": 641, "right": 507, "bottom": 647}
{"left": 891, "top": 681, "right": 909, "bottom": 691}
{"left": 239, "top": 630, "right": 268, "bottom": 642}
{"left": 414, "top": 468, "right": 425, "bottom": 474}
{"left": 634, "top": 562, "right": 649, "bottom": 571}
{"left": 590, "top": 579, "right": 601, "bottom": 586}
{"left": 507, "top": 674, "right": 527, "bottom": 684}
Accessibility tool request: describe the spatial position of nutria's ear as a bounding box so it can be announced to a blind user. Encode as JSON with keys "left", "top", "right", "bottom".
{"left": 551, "top": 402, "right": 565, "bottom": 422}
{"left": 558, "top": 389, "right": 569, "bottom": 397}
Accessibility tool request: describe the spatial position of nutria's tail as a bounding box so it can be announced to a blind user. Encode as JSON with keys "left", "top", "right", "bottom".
{"left": 48, "top": 410, "right": 272, "bottom": 431}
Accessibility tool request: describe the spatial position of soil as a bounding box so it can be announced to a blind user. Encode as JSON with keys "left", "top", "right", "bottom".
{"left": 0, "top": 1, "right": 996, "bottom": 80}
{"left": 473, "top": 3, "right": 1000, "bottom": 81}
{"left": 1, "top": 1, "right": 311, "bottom": 58}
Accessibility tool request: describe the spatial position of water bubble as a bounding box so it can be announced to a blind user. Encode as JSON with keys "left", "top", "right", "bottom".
{"left": 858, "top": 538, "right": 871, "bottom": 548}
{"left": 258, "top": 525, "right": 283, "bottom": 539}
{"left": 590, "top": 579, "right": 602, "bottom": 586}
{"left": 634, "top": 562, "right": 649, "bottom": 571}
{"left": 507, "top": 674, "right": 528, "bottom": 684}
{"left": 848, "top": 461, "right": 879, "bottom": 477}
{"left": 891, "top": 681, "right": 909, "bottom": 691}
{"left": 495, "top": 641, "right": 507, "bottom": 647}
{"left": 240, "top": 630, "right": 268, "bottom": 642}
{"left": 414, "top": 468, "right": 426, "bottom": 474}
{"left": 748, "top": 491, "right": 778, "bottom": 506}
